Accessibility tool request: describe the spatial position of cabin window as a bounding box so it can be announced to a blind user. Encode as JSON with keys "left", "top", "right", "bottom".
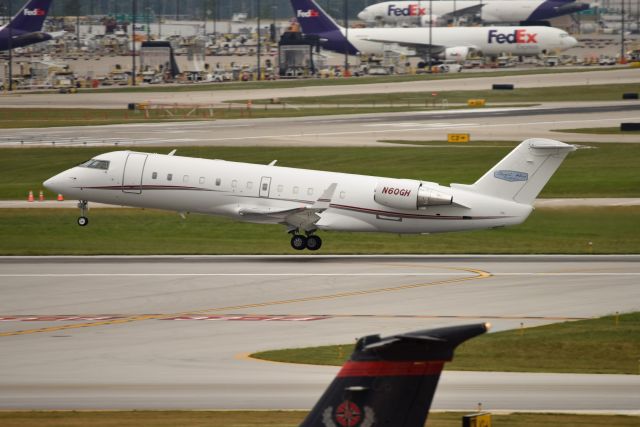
{"left": 152, "top": 172, "right": 158, "bottom": 179}
{"left": 293, "top": 186, "right": 299, "bottom": 195}
{"left": 199, "top": 177, "right": 205, "bottom": 184}
{"left": 307, "top": 188, "right": 314, "bottom": 196}
{"left": 262, "top": 183, "right": 269, "bottom": 192}
{"left": 232, "top": 180, "right": 238, "bottom": 188}
{"left": 183, "top": 175, "right": 189, "bottom": 183}
{"left": 247, "top": 181, "right": 253, "bottom": 190}
{"left": 215, "top": 178, "right": 221, "bottom": 186}
{"left": 167, "top": 173, "right": 173, "bottom": 181}
{"left": 277, "top": 184, "right": 283, "bottom": 193}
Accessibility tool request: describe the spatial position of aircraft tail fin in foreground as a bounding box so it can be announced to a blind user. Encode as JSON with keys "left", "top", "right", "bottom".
{"left": 299, "top": 323, "right": 489, "bottom": 427}
{"left": 469, "top": 138, "right": 576, "bottom": 205}
{"left": 6, "top": 0, "right": 53, "bottom": 33}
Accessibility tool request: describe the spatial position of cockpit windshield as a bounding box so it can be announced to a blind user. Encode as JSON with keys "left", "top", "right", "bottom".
{"left": 79, "top": 159, "right": 110, "bottom": 170}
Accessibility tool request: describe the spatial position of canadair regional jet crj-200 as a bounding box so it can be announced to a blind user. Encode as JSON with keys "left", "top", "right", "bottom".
{"left": 44, "top": 139, "right": 575, "bottom": 251}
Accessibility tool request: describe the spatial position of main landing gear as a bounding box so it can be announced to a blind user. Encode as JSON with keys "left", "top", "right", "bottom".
{"left": 77, "top": 200, "right": 89, "bottom": 226}
{"left": 290, "top": 233, "right": 322, "bottom": 251}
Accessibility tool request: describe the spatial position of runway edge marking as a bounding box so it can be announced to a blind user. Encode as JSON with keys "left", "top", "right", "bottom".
{"left": 0, "top": 267, "right": 491, "bottom": 338}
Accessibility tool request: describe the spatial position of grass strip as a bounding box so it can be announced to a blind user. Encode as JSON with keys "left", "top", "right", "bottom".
{"left": 0, "top": 411, "right": 638, "bottom": 427}
{"left": 246, "top": 83, "right": 640, "bottom": 104}
{"left": 554, "top": 127, "right": 640, "bottom": 135}
{"left": 0, "top": 207, "right": 638, "bottom": 255}
{"left": 0, "top": 106, "right": 459, "bottom": 129}
{"left": 3, "top": 143, "right": 640, "bottom": 201}
{"left": 79, "top": 67, "right": 615, "bottom": 94}
{"left": 252, "top": 312, "right": 640, "bottom": 375}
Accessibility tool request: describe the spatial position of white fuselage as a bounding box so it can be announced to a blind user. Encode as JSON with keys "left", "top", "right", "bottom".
{"left": 344, "top": 25, "right": 576, "bottom": 56}
{"left": 44, "top": 151, "right": 532, "bottom": 235}
{"left": 359, "top": 1, "right": 545, "bottom": 25}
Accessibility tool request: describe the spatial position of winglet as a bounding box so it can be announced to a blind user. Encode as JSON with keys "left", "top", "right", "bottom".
{"left": 313, "top": 183, "right": 338, "bottom": 210}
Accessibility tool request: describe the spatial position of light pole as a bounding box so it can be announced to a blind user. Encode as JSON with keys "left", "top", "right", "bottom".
{"left": 428, "top": 0, "right": 432, "bottom": 71}
{"left": 8, "top": 0, "right": 12, "bottom": 91}
{"left": 621, "top": 0, "right": 625, "bottom": 62}
{"left": 132, "top": 0, "right": 137, "bottom": 86}
{"left": 257, "top": 0, "right": 261, "bottom": 80}
{"left": 344, "top": 0, "right": 349, "bottom": 75}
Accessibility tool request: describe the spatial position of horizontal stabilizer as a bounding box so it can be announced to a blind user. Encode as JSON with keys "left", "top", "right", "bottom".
{"left": 469, "top": 138, "right": 576, "bottom": 205}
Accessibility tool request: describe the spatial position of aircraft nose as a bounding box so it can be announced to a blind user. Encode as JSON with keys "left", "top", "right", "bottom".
{"left": 565, "top": 36, "right": 578, "bottom": 48}
{"left": 43, "top": 173, "right": 68, "bottom": 194}
{"left": 357, "top": 11, "right": 368, "bottom": 21}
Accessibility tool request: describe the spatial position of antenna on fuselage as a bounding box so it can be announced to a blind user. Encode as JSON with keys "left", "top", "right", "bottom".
{"left": 168, "top": 150, "right": 177, "bottom": 156}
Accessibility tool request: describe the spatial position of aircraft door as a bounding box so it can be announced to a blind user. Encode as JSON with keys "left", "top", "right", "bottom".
{"left": 122, "top": 153, "right": 148, "bottom": 194}
{"left": 259, "top": 177, "right": 272, "bottom": 198}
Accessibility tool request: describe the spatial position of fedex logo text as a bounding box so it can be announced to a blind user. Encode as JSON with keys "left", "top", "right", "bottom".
{"left": 488, "top": 29, "right": 538, "bottom": 44}
{"left": 23, "top": 8, "right": 46, "bottom": 16}
{"left": 297, "top": 9, "right": 319, "bottom": 18}
{"left": 388, "top": 4, "right": 427, "bottom": 16}
{"left": 382, "top": 187, "right": 411, "bottom": 197}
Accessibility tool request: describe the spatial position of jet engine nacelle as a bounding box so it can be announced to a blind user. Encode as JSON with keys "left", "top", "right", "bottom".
{"left": 444, "top": 46, "right": 471, "bottom": 61}
{"left": 374, "top": 179, "right": 453, "bottom": 210}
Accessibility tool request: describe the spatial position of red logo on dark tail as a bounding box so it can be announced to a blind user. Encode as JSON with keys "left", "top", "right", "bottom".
{"left": 335, "top": 401, "right": 362, "bottom": 427}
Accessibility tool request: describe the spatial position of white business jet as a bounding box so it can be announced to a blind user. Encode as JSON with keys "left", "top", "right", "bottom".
{"left": 44, "top": 139, "right": 575, "bottom": 251}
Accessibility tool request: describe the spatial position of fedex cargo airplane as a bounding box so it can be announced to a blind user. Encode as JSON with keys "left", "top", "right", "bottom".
{"left": 291, "top": 0, "right": 577, "bottom": 59}
{"left": 44, "top": 139, "right": 575, "bottom": 251}
{"left": 299, "top": 323, "right": 489, "bottom": 427}
{"left": 0, "top": 0, "right": 60, "bottom": 51}
{"left": 357, "top": 0, "right": 591, "bottom": 26}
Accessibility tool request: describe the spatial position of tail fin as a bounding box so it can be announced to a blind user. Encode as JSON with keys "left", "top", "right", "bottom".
{"left": 289, "top": 0, "right": 359, "bottom": 55}
{"left": 8, "top": 0, "right": 53, "bottom": 33}
{"left": 470, "top": 138, "right": 576, "bottom": 205}
{"left": 300, "top": 323, "right": 489, "bottom": 427}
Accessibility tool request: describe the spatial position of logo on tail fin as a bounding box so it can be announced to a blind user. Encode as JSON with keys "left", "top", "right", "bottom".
{"left": 494, "top": 170, "right": 529, "bottom": 182}
{"left": 23, "top": 8, "right": 46, "bottom": 16}
{"left": 321, "top": 402, "right": 375, "bottom": 427}
{"left": 297, "top": 9, "right": 320, "bottom": 18}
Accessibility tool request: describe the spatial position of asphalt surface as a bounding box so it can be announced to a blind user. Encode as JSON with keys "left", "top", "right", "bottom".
{"left": 1, "top": 101, "right": 639, "bottom": 147}
{"left": 1, "top": 255, "right": 639, "bottom": 412}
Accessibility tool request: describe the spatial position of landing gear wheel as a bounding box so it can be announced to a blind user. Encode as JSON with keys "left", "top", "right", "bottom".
{"left": 77, "top": 200, "right": 89, "bottom": 226}
{"left": 290, "top": 234, "right": 307, "bottom": 251}
{"left": 306, "top": 235, "right": 322, "bottom": 251}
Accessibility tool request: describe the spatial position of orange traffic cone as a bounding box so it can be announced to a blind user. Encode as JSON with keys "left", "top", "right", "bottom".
{"left": 28, "top": 190, "right": 34, "bottom": 202}
{"left": 39, "top": 190, "right": 44, "bottom": 201}
{"left": 57, "top": 194, "right": 64, "bottom": 201}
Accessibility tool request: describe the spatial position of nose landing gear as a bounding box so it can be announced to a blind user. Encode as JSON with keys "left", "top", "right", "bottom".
{"left": 77, "top": 200, "right": 89, "bottom": 226}
{"left": 290, "top": 232, "right": 323, "bottom": 251}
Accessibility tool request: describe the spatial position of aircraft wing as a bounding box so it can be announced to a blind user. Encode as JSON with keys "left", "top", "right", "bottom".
{"left": 442, "top": 4, "right": 484, "bottom": 19}
{"left": 238, "top": 183, "right": 337, "bottom": 231}
{"left": 361, "top": 37, "right": 447, "bottom": 56}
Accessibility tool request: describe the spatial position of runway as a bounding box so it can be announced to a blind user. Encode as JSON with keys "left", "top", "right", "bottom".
{"left": 1, "top": 101, "right": 639, "bottom": 147}
{"left": 1, "top": 255, "right": 639, "bottom": 412}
